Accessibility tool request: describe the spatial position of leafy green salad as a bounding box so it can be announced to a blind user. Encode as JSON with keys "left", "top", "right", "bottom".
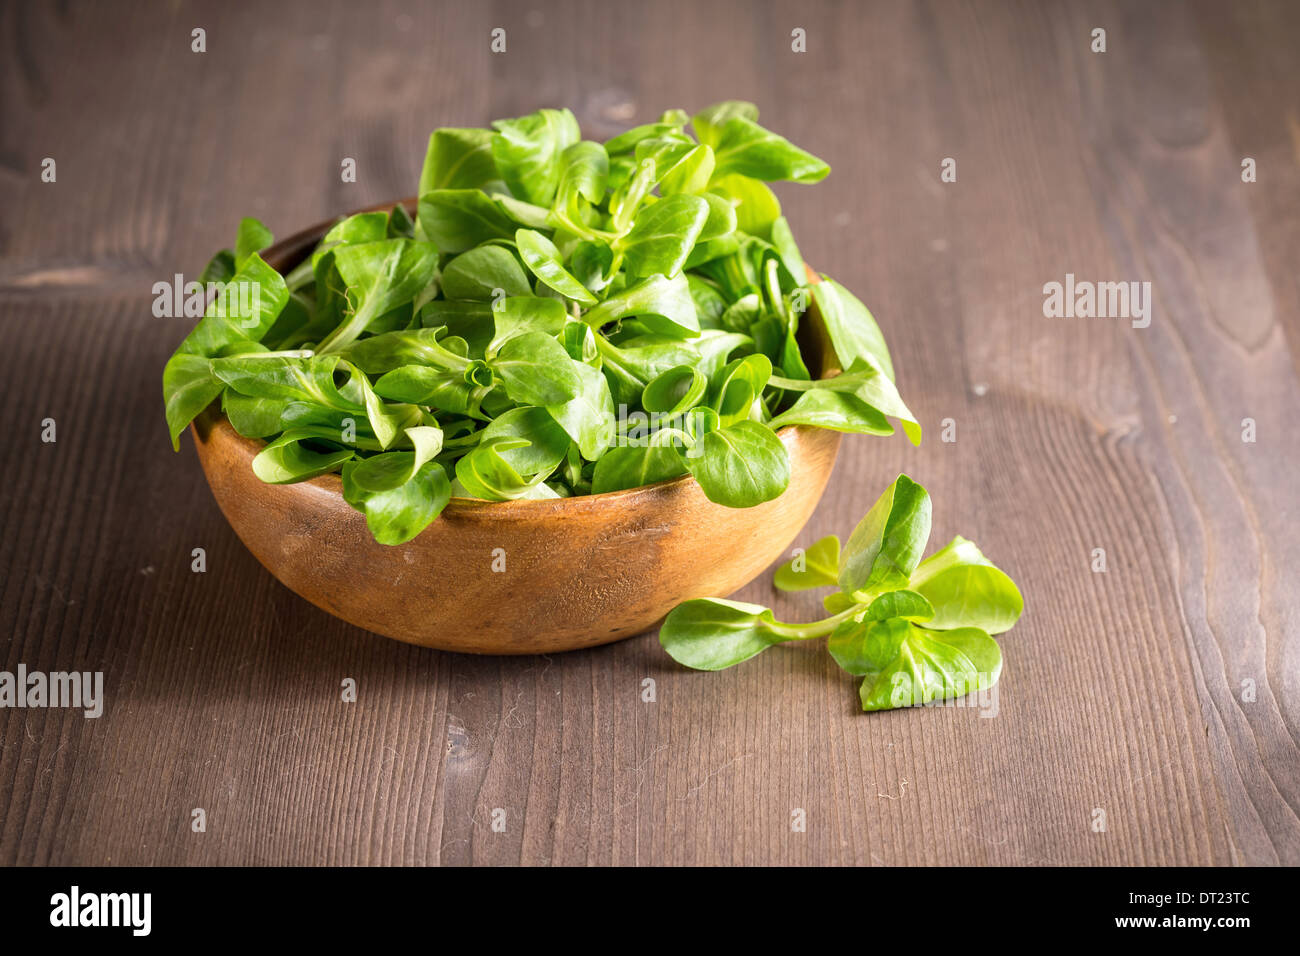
{"left": 661, "top": 475, "right": 1025, "bottom": 711}
{"left": 163, "top": 101, "right": 917, "bottom": 545}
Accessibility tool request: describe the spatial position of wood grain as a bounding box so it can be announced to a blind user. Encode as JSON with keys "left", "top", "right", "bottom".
{"left": 1, "top": 0, "right": 1296, "bottom": 865}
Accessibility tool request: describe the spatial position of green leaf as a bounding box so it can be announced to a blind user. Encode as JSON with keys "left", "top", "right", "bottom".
{"left": 557, "top": 141, "right": 609, "bottom": 204}
{"left": 688, "top": 275, "right": 728, "bottom": 328}
{"left": 342, "top": 458, "right": 451, "bottom": 545}
{"left": 653, "top": 469, "right": 1022, "bottom": 713}
{"left": 569, "top": 239, "right": 615, "bottom": 292}
{"left": 252, "top": 429, "right": 356, "bottom": 484}
{"left": 341, "top": 327, "right": 472, "bottom": 376}
{"left": 210, "top": 353, "right": 414, "bottom": 450}
{"left": 659, "top": 598, "right": 786, "bottom": 670}
{"left": 484, "top": 296, "right": 569, "bottom": 353}
{"left": 696, "top": 330, "right": 755, "bottom": 377}
{"left": 642, "top": 365, "right": 707, "bottom": 417}
{"left": 863, "top": 589, "right": 935, "bottom": 622}
{"left": 810, "top": 277, "right": 894, "bottom": 380}
{"left": 684, "top": 236, "right": 740, "bottom": 270}
{"left": 167, "top": 105, "right": 918, "bottom": 548}
{"left": 414, "top": 299, "right": 492, "bottom": 352}
{"left": 694, "top": 236, "right": 762, "bottom": 300}
{"left": 593, "top": 337, "right": 699, "bottom": 407}
{"left": 590, "top": 438, "right": 689, "bottom": 493}
{"left": 837, "top": 474, "right": 932, "bottom": 595}
{"left": 633, "top": 134, "right": 697, "bottom": 182}
{"left": 416, "top": 188, "right": 549, "bottom": 253}
{"left": 583, "top": 272, "right": 699, "bottom": 338}
{"left": 909, "top": 536, "right": 1025, "bottom": 634}
{"left": 163, "top": 354, "right": 224, "bottom": 450}
{"left": 837, "top": 357, "right": 920, "bottom": 445}
{"left": 770, "top": 216, "right": 806, "bottom": 285}
{"left": 418, "top": 127, "right": 498, "bottom": 195}
{"left": 604, "top": 111, "right": 690, "bottom": 154}
{"left": 711, "top": 116, "right": 830, "bottom": 184}
{"left": 515, "top": 229, "right": 597, "bottom": 304}
{"left": 387, "top": 204, "right": 415, "bottom": 238}
{"left": 198, "top": 249, "right": 236, "bottom": 285}
{"left": 345, "top": 425, "right": 443, "bottom": 492}
{"left": 553, "top": 140, "right": 609, "bottom": 234}
{"left": 210, "top": 354, "right": 360, "bottom": 410}
{"left": 316, "top": 239, "right": 440, "bottom": 352}
{"left": 546, "top": 359, "right": 615, "bottom": 460}
{"left": 711, "top": 353, "right": 772, "bottom": 427}
{"left": 440, "top": 244, "right": 532, "bottom": 300}
{"left": 169, "top": 254, "right": 290, "bottom": 361}
{"left": 490, "top": 331, "right": 584, "bottom": 406}
{"left": 455, "top": 435, "right": 555, "bottom": 500}
{"left": 715, "top": 176, "right": 783, "bottom": 241}
{"left": 697, "top": 191, "right": 739, "bottom": 242}
{"left": 609, "top": 156, "right": 660, "bottom": 232}
{"left": 222, "top": 388, "right": 286, "bottom": 438}
{"left": 490, "top": 107, "right": 581, "bottom": 206}
{"left": 478, "top": 406, "right": 571, "bottom": 478}
{"left": 311, "top": 212, "right": 390, "bottom": 271}
{"left": 374, "top": 365, "right": 491, "bottom": 416}
{"left": 829, "top": 616, "right": 900, "bottom": 677}
{"left": 278, "top": 402, "right": 381, "bottom": 439}
{"left": 852, "top": 622, "right": 1002, "bottom": 712}
{"left": 617, "top": 195, "right": 710, "bottom": 279}
{"left": 560, "top": 321, "right": 599, "bottom": 362}
{"left": 691, "top": 101, "right": 760, "bottom": 148}
{"left": 659, "top": 144, "right": 715, "bottom": 195}
{"left": 234, "top": 217, "right": 274, "bottom": 269}
{"left": 823, "top": 590, "right": 857, "bottom": 615}
{"left": 353, "top": 365, "right": 417, "bottom": 449}
{"left": 773, "top": 535, "right": 841, "bottom": 591}
{"left": 768, "top": 389, "right": 893, "bottom": 435}
{"left": 684, "top": 420, "right": 790, "bottom": 508}
{"left": 771, "top": 355, "right": 920, "bottom": 445}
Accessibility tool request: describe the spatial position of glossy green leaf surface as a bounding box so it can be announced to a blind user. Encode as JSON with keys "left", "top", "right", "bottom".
{"left": 910, "top": 536, "right": 1025, "bottom": 634}
{"left": 838, "top": 474, "right": 932, "bottom": 594}
{"left": 773, "top": 535, "right": 841, "bottom": 591}
{"left": 164, "top": 103, "right": 916, "bottom": 546}
{"left": 658, "top": 474, "right": 1022, "bottom": 715}
{"left": 659, "top": 598, "right": 787, "bottom": 671}
{"left": 684, "top": 420, "right": 790, "bottom": 508}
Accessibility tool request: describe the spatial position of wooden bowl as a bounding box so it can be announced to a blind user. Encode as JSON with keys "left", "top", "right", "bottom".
{"left": 191, "top": 202, "right": 842, "bottom": 653}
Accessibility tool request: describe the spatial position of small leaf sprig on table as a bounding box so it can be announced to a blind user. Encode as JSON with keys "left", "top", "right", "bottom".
{"left": 163, "top": 102, "right": 919, "bottom": 545}
{"left": 658, "top": 474, "right": 1025, "bottom": 711}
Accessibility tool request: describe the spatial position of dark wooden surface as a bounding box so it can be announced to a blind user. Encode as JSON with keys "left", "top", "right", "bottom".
{"left": 1, "top": 0, "right": 1296, "bottom": 866}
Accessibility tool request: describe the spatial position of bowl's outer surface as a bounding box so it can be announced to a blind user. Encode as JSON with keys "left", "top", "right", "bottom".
{"left": 190, "top": 201, "right": 843, "bottom": 654}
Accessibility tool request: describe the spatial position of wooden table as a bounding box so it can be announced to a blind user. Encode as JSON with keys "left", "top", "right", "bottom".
{"left": 2, "top": 0, "right": 1296, "bottom": 866}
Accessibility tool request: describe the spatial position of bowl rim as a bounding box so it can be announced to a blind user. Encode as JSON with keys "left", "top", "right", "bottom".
{"left": 195, "top": 198, "right": 841, "bottom": 518}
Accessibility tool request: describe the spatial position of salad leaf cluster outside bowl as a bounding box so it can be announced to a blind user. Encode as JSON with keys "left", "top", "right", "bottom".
{"left": 191, "top": 201, "right": 844, "bottom": 653}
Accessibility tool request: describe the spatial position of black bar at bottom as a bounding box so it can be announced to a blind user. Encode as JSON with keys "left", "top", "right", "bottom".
{"left": 0, "top": 865, "right": 1276, "bottom": 943}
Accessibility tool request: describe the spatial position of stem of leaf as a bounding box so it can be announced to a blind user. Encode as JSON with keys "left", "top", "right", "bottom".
{"left": 283, "top": 258, "right": 315, "bottom": 292}
{"left": 765, "top": 604, "right": 862, "bottom": 641}
{"left": 315, "top": 296, "right": 376, "bottom": 354}
{"left": 226, "top": 349, "right": 316, "bottom": 359}
{"left": 768, "top": 374, "right": 819, "bottom": 392}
